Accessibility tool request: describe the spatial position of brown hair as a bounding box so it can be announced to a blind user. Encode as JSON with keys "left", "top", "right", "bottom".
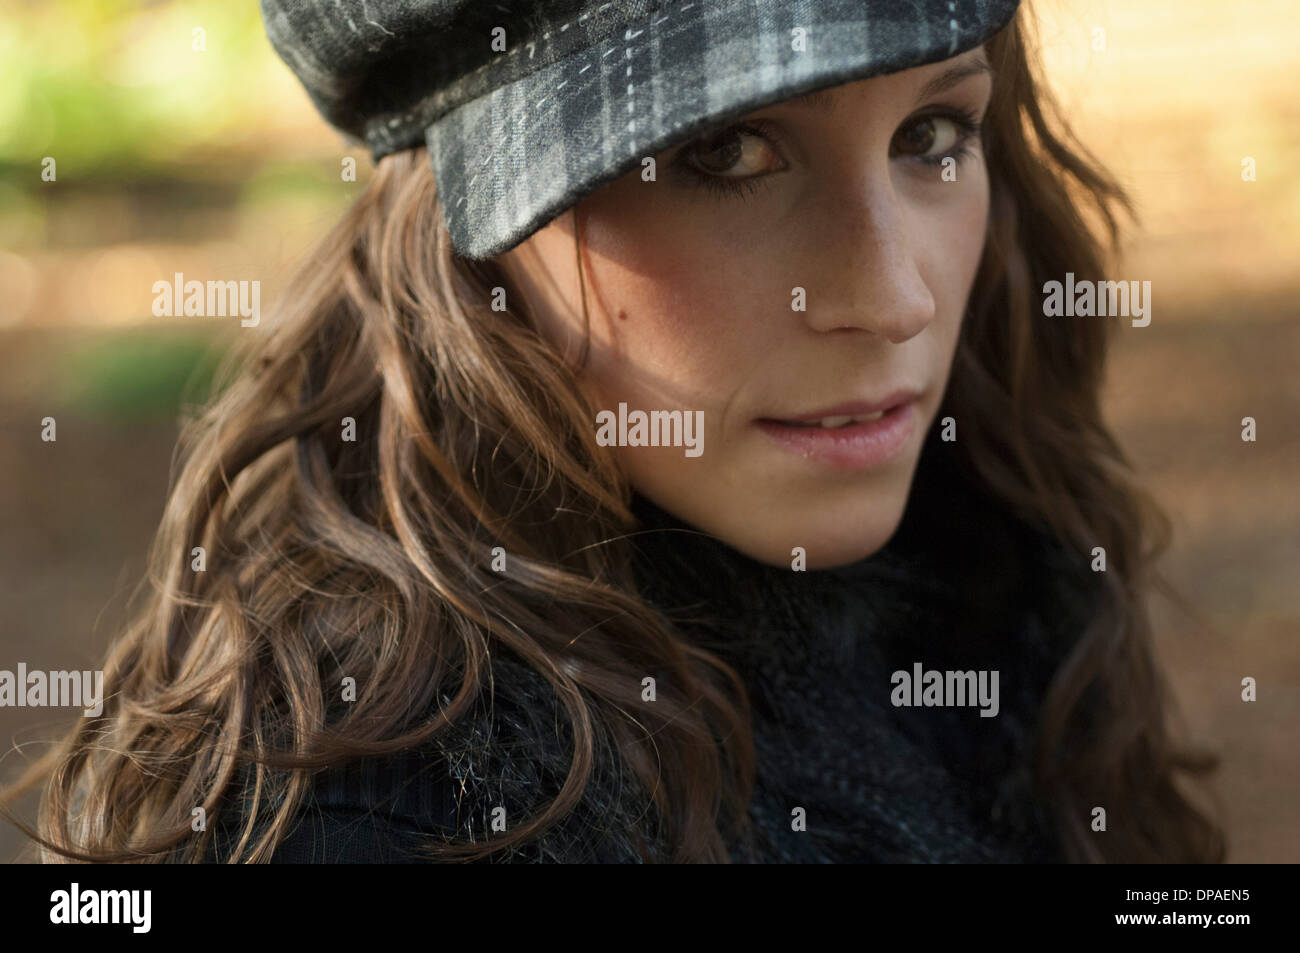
{"left": 2, "top": 6, "right": 1224, "bottom": 863}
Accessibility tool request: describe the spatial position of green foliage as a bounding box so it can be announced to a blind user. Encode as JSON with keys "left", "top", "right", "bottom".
{"left": 59, "top": 329, "right": 231, "bottom": 420}
{"left": 0, "top": 1, "right": 294, "bottom": 174}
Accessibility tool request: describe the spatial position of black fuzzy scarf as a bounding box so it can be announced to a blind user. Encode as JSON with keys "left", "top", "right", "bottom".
{"left": 620, "top": 433, "right": 1097, "bottom": 863}
{"left": 416, "top": 432, "right": 1100, "bottom": 863}
{"left": 214, "top": 433, "right": 1100, "bottom": 863}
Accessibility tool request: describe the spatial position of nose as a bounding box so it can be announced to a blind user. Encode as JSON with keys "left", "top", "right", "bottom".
{"left": 799, "top": 174, "right": 937, "bottom": 344}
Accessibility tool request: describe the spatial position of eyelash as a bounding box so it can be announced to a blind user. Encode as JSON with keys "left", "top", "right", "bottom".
{"left": 911, "top": 105, "right": 983, "bottom": 167}
{"left": 671, "top": 106, "right": 984, "bottom": 199}
{"left": 670, "top": 119, "right": 788, "bottom": 200}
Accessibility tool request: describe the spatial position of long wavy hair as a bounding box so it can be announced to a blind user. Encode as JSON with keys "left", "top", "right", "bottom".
{"left": 3, "top": 7, "right": 1224, "bottom": 863}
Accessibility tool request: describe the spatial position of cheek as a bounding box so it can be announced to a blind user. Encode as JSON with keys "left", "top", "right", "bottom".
{"left": 932, "top": 171, "right": 989, "bottom": 290}
{"left": 581, "top": 232, "right": 761, "bottom": 406}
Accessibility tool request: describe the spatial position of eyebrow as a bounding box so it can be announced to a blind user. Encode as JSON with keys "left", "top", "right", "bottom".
{"left": 783, "top": 55, "right": 993, "bottom": 115}
{"left": 787, "top": 86, "right": 839, "bottom": 115}
{"left": 911, "top": 57, "right": 993, "bottom": 107}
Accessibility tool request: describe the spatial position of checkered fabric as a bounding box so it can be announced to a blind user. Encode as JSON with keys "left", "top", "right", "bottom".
{"left": 262, "top": 0, "right": 1020, "bottom": 258}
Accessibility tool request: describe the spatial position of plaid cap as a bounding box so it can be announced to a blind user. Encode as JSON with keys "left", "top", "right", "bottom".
{"left": 261, "top": 0, "right": 1020, "bottom": 259}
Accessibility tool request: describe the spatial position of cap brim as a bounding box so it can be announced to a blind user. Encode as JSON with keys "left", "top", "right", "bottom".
{"left": 427, "top": 0, "right": 1019, "bottom": 260}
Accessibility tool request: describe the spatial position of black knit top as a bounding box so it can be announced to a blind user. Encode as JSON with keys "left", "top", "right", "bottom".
{"left": 207, "top": 431, "right": 1100, "bottom": 863}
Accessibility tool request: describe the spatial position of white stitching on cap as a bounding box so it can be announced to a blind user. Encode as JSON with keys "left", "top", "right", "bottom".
{"left": 948, "top": 2, "right": 960, "bottom": 54}
{"left": 624, "top": 27, "right": 635, "bottom": 150}
{"left": 449, "top": 0, "right": 684, "bottom": 215}
{"left": 612, "top": 0, "right": 686, "bottom": 156}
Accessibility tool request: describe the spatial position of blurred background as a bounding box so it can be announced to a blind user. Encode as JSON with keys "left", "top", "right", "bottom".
{"left": 0, "top": 0, "right": 1296, "bottom": 862}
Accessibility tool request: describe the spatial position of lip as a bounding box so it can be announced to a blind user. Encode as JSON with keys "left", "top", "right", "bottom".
{"left": 754, "top": 393, "right": 920, "bottom": 470}
{"left": 769, "top": 390, "right": 922, "bottom": 423}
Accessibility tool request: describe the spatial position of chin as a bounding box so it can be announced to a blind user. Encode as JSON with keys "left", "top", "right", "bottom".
{"left": 704, "top": 493, "right": 910, "bottom": 571}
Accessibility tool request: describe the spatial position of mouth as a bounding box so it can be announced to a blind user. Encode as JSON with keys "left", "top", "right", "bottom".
{"left": 754, "top": 394, "right": 921, "bottom": 470}
{"left": 769, "top": 409, "right": 890, "bottom": 429}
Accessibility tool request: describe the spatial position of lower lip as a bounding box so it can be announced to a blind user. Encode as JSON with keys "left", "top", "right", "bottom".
{"left": 754, "top": 402, "right": 917, "bottom": 470}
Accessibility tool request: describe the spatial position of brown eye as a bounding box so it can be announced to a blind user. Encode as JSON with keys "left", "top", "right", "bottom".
{"left": 896, "top": 118, "right": 937, "bottom": 155}
{"left": 682, "top": 124, "right": 781, "bottom": 178}
{"left": 892, "top": 116, "right": 962, "bottom": 159}
{"left": 692, "top": 129, "right": 744, "bottom": 174}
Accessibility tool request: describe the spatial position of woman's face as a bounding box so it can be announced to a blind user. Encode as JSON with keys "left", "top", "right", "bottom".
{"left": 497, "top": 48, "right": 993, "bottom": 569}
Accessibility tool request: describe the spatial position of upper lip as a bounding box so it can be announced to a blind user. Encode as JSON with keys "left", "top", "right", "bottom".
{"left": 760, "top": 390, "right": 922, "bottom": 423}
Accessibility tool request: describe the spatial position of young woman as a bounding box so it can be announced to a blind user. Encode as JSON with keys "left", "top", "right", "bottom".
{"left": 4, "top": 0, "right": 1224, "bottom": 862}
